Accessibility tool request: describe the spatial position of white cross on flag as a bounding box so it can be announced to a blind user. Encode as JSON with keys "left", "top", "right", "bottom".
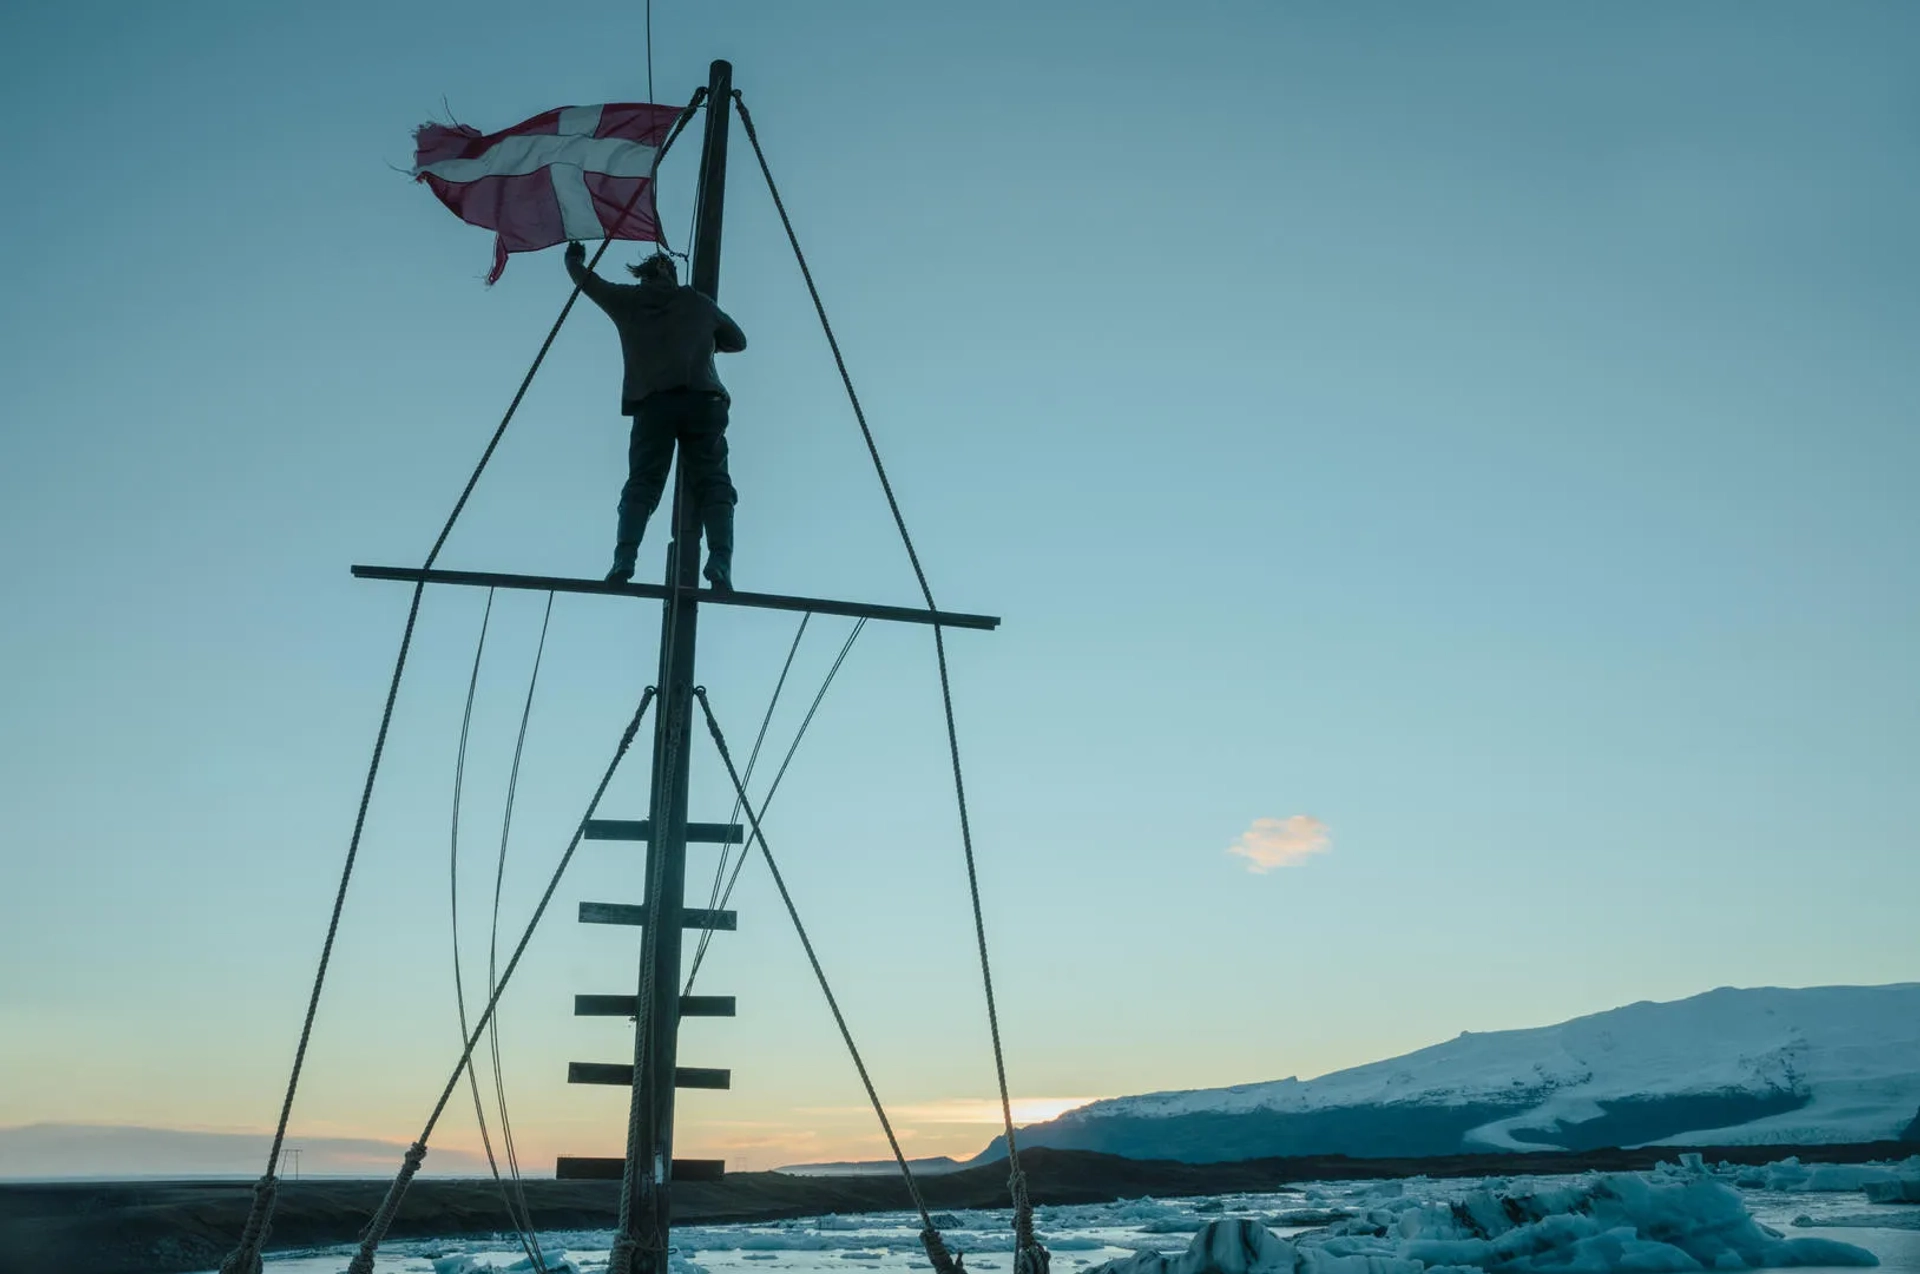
{"left": 413, "top": 102, "right": 683, "bottom": 283}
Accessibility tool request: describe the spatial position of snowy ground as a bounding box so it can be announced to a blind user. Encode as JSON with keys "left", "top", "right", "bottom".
{"left": 198, "top": 1161, "right": 1920, "bottom": 1274}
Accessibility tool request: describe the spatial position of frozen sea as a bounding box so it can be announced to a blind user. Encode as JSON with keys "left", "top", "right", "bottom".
{"left": 190, "top": 1170, "right": 1920, "bottom": 1274}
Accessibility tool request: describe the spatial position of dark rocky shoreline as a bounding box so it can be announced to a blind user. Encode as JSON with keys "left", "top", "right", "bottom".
{"left": 4, "top": 1140, "right": 1913, "bottom": 1274}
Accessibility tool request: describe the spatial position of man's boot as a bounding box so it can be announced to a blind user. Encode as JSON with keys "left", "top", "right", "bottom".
{"left": 701, "top": 502, "right": 734, "bottom": 594}
{"left": 606, "top": 541, "right": 638, "bottom": 585}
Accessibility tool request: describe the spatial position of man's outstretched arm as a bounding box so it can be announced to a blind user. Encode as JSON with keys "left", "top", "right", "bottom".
{"left": 713, "top": 305, "right": 747, "bottom": 353}
{"left": 564, "top": 241, "right": 618, "bottom": 307}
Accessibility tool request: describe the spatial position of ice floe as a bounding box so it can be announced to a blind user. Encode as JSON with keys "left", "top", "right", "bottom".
{"left": 238, "top": 1158, "right": 1920, "bottom": 1274}
{"left": 432, "top": 1249, "right": 582, "bottom": 1274}
{"left": 1088, "top": 1175, "right": 1878, "bottom": 1274}
{"left": 1865, "top": 1179, "right": 1920, "bottom": 1205}
{"left": 1655, "top": 1152, "right": 1920, "bottom": 1194}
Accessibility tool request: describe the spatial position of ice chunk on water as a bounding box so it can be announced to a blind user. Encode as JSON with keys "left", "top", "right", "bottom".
{"left": 1295, "top": 1251, "right": 1423, "bottom": 1274}
{"left": 1792, "top": 1211, "right": 1920, "bottom": 1231}
{"left": 1264, "top": 1211, "right": 1352, "bottom": 1229}
{"left": 1658, "top": 1151, "right": 1920, "bottom": 1194}
{"left": 1093, "top": 1217, "right": 1299, "bottom": 1274}
{"left": 1863, "top": 1175, "right": 1920, "bottom": 1204}
{"left": 1089, "top": 1220, "right": 1422, "bottom": 1274}
{"left": 1800, "top": 1163, "right": 1903, "bottom": 1191}
{"left": 1085, "top": 1176, "right": 1878, "bottom": 1274}
{"left": 432, "top": 1252, "right": 582, "bottom": 1274}
{"left": 1394, "top": 1174, "right": 1877, "bottom": 1271}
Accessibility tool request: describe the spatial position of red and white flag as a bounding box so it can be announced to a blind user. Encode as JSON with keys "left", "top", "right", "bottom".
{"left": 413, "top": 102, "right": 683, "bottom": 283}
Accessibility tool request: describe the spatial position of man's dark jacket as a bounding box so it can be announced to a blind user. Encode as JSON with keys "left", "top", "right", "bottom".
{"left": 567, "top": 255, "right": 747, "bottom": 413}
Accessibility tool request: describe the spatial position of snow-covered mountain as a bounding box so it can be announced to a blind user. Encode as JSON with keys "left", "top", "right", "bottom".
{"left": 982, "top": 984, "right": 1920, "bottom": 1164}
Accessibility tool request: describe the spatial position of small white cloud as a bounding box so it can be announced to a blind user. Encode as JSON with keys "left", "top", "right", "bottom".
{"left": 1227, "top": 815, "right": 1330, "bottom": 873}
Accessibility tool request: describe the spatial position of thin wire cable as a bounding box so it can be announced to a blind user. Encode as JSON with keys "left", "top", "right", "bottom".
{"left": 705, "top": 616, "right": 810, "bottom": 913}
{"left": 682, "top": 151, "right": 703, "bottom": 271}
{"left": 754, "top": 619, "right": 864, "bottom": 824}
{"left": 693, "top": 688, "right": 962, "bottom": 1274}
{"left": 735, "top": 93, "right": 1045, "bottom": 1274}
{"left": 690, "top": 617, "right": 862, "bottom": 989}
{"left": 685, "top": 616, "right": 864, "bottom": 991}
{"left": 218, "top": 91, "right": 705, "bottom": 1274}
{"left": 486, "top": 591, "right": 557, "bottom": 1261}
{"left": 346, "top": 687, "right": 657, "bottom": 1274}
{"left": 447, "top": 593, "right": 545, "bottom": 1272}
{"left": 689, "top": 619, "right": 803, "bottom": 979}
{"left": 686, "top": 614, "right": 810, "bottom": 987}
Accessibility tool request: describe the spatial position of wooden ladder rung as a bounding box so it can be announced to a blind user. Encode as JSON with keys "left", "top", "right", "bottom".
{"left": 583, "top": 819, "right": 744, "bottom": 844}
{"left": 567, "top": 1062, "right": 731, "bottom": 1090}
{"left": 555, "top": 1156, "right": 725, "bottom": 1182}
{"left": 579, "top": 901, "right": 736, "bottom": 930}
{"left": 574, "top": 994, "right": 735, "bottom": 1017}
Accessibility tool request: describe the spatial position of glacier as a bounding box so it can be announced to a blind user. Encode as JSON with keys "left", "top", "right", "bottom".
{"left": 981, "top": 985, "right": 1920, "bottom": 1162}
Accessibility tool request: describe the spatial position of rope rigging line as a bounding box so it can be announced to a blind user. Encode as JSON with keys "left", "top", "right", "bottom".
{"left": 687, "top": 613, "right": 812, "bottom": 988}
{"left": 733, "top": 92, "right": 1049, "bottom": 1274}
{"left": 693, "top": 688, "right": 965, "bottom": 1274}
{"left": 215, "top": 90, "right": 706, "bottom": 1274}
{"left": 347, "top": 685, "right": 658, "bottom": 1274}
{"left": 685, "top": 615, "right": 866, "bottom": 992}
{"left": 448, "top": 592, "right": 547, "bottom": 1273}
{"left": 486, "top": 590, "right": 559, "bottom": 1263}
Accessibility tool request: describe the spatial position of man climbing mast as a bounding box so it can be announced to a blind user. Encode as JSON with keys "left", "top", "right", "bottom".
{"left": 565, "top": 241, "right": 748, "bottom": 591}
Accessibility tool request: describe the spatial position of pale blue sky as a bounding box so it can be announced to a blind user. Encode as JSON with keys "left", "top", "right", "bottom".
{"left": 0, "top": 2, "right": 1915, "bottom": 1173}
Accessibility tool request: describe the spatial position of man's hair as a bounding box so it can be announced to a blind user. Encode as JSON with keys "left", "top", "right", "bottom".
{"left": 627, "top": 253, "right": 679, "bottom": 284}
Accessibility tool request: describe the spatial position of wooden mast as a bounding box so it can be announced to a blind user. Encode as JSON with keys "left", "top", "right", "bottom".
{"left": 625, "top": 56, "right": 735, "bottom": 1274}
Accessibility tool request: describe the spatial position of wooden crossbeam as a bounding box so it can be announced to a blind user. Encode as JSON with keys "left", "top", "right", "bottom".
{"left": 556, "top": 1156, "right": 725, "bottom": 1182}
{"left": 579, "top": 901, "right": 737, "bottom": 930}
{"left": 574, "top": 994, "right": 735, "bottom": 1017}
{"left": 585, "top": 819, "right": 744, "bottom": 844}
{"left": 568, "top": 1062, "right": 730, "bottom": 1089}
{"left": 350, "top": 564, "right": 1000, "bottom": 632}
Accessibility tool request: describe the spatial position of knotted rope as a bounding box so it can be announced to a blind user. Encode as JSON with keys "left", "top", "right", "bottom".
{"left": 1011, "top": 1163, "right": 1050, "bottom": 1274}
{"left": 215, "top": 1174, "right": 276, "bottom": 1274}
{"left": 607, "top": 1231, "right": 645, "bottom": 1274}
{"left": 345, "top": 1140, "right": 427, "bottom": 1274}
